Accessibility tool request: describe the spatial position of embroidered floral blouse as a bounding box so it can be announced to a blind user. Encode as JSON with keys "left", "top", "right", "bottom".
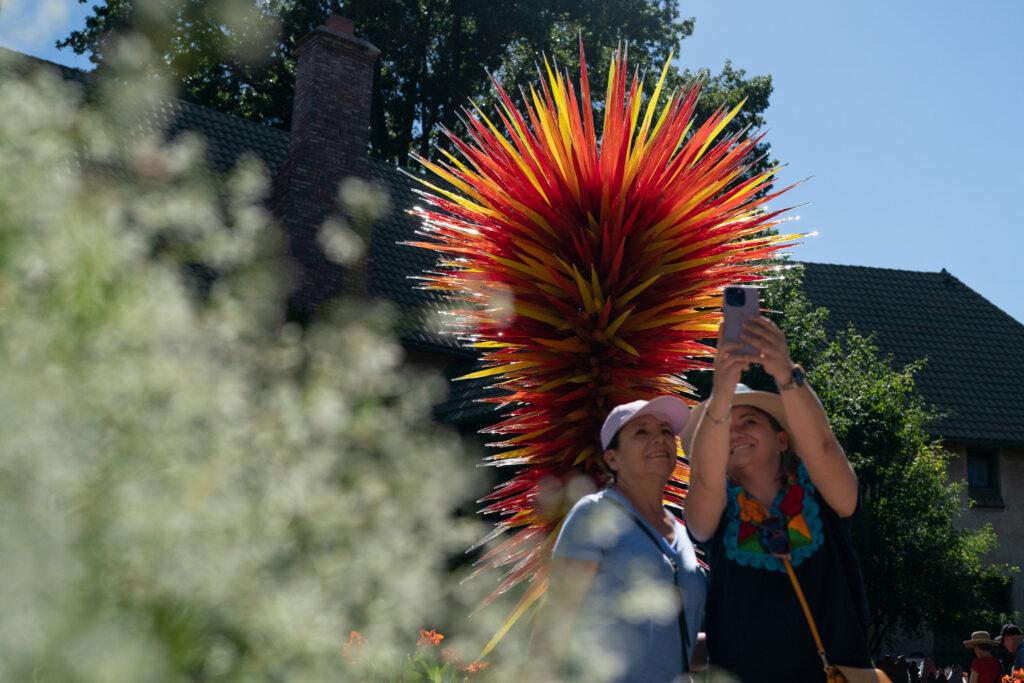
{"left": 702, "top": 463, "right": 872, "bottom": 683}
{"left": 725, "top": 463, "right": 825, "bottom": 572}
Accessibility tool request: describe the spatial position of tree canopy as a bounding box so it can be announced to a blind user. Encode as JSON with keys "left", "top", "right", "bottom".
{"left": 58, "top": 0, "right": 773, "bottom": 171}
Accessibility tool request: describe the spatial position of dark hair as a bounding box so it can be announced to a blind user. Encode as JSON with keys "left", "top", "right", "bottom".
{"left": 600, "top": 429, "right": 622, "bottom": 485}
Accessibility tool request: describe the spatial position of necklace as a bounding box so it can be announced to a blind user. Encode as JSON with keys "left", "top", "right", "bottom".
{"left": 724, "top": 464, "right": 824, "bottom": 571}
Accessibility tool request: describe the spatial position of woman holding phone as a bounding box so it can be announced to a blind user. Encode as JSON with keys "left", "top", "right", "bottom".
{"left": 682, "top": 314, "right": 872, "bottom": 682}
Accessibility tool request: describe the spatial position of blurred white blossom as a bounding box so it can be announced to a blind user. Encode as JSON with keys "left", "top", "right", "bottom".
{"left": 339, "top": 176, "right": 391, "bottom": 223}
{"left": 0, "top": 59, "right": 491, "bottom": 682}
{"left": 318, "top": 218, "right": 365, "bottom": 265}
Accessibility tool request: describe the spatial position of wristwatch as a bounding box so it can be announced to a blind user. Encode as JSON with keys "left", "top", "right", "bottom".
{"left": 777, "top": 364, "right": 806, "bottom": 392}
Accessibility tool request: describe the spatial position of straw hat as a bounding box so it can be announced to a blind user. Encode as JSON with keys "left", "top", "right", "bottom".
{"left": 680, "top": 384, "right": 793, "bottom": 455}
{"left": 963, "top": 630, "right": 999, "bottom": 648}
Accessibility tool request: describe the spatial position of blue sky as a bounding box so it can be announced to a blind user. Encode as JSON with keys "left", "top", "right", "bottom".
{"left": 2, "top": 1, "right": 1022, "bottom": 321}
{"left": 677, "top": 1, "right": 1024, "bottom": 323}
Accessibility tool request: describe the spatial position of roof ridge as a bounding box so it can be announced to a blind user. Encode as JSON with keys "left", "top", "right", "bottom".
{"left": 799, "top": 260, "right": 1024, "bottom": 330}
{"left": 0, "top": 45, "right": 93, "bottom": 82}
{"left": 0, "top": 45, "right": 86, "bottom": 70}
{"left": 0, "top": 46, "right": 289, "bottom": 144}
{"left": 932, "top": 269, "right": 1024, "bottom": 331}
{"left": 796, "top": 260, "right": 943, "bottom": 276}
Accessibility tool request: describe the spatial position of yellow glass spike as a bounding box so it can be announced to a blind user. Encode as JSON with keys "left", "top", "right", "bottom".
{"left": 636, "top": 51, "right": 673, "bottom": 148}
{"left": 458, "top": 361, "right": 543, "bottom": 381}
{"left": 617, "top": 273, "right": 661, "bottom": 307}
{"left": 611, "top": 337, "right": 641, "bottom": 356}
{"left": 570, "top": 264, "right": 596, "bottom": 315}
{"left": 694, "top": 98, "right": 746, "bottom": 163}
{"left": 603, "top": 307, "right": 633, "bottom": 338}
{"left": 514, "top": 302, "right": 567, "bottom": 327}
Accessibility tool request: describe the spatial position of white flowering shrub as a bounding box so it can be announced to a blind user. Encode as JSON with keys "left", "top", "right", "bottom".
{"left": 0, "top": 57, "right": 490, "bottom": 681}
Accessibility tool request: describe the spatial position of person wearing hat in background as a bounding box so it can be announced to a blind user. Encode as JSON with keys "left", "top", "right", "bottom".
{"left": 963, "top": 630, "right": 1001, "bottom": 683}
{"left": 682, "top": 316, "right": 872, "bottom": 682}
{"left": 536, "top": 395, "right": 707, "bottom": 681}
{"left": 993, "top": 624, "right": 1024, "bottom": 675}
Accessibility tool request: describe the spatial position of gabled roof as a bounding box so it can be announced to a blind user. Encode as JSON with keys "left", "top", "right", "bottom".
{"left": 0, "top": 46, "right": 91, "bottom": 86}
{"left": 800, "top": 262, "right": 1024, "bottom": 446}
{"left": 3, "top": 47, "right": 458, "bottom": 352}
{"left": 0, "top": 47, "right": 291, "bottom": 175}
{"left": 146, "top": 95, "right": 291, "bottom": 176}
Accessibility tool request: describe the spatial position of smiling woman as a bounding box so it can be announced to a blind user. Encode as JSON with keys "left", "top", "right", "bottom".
{"left": 605, "top": 413, "right": 679, "bottom": 485}
{"left": 530, "top": 396, "right": 707, "bottom": 682}
{"left": 682, "top": 316, "right": 871, "bottom": 683}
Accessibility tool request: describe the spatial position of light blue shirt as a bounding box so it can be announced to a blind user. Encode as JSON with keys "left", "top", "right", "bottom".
{"left": 552, "top": 488, "right": 707, "bottom": 682}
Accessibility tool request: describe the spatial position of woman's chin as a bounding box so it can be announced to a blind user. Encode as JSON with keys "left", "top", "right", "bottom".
{"left": 727, "top": 453, "right": 780, "bottom": 482}
{"left": 726, "top": 455, "right": 753, "bottom": 475}
{"left": 637, "top": 459, "right": 674, "bottom": 479}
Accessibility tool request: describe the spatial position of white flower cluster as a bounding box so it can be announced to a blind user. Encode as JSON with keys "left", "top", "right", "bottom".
{"left": 0, "top": 60, "right": 486, "bottom": 681}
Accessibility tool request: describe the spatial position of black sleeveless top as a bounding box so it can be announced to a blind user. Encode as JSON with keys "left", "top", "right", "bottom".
{"left": 703, "top": 465, "right": 872, "bottom": 683}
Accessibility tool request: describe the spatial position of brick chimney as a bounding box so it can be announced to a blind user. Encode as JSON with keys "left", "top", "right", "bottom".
{"left": 272, "top": 16, "right": 381, "bottom": 322}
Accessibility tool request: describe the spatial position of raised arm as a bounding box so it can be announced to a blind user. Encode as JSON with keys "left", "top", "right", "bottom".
{"left": 684, "top": 326, "right": 752, "bottom": 542}
{"left": 742, "top": 317, "right": 858, "bottom": 517}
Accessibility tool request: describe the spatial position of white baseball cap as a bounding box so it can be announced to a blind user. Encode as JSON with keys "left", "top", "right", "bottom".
{"left": 600, "top": 396, "right": 691, "bottom": 450}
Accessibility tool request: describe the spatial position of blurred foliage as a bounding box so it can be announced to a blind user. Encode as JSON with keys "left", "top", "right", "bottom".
{"left": 58, "top": 0, "right": 773, "bottom": 175}
{"left": 763, "top": 268, "right": 1014, "bottom": 652}
{"left": 0, "top": 53, "right": 502, "bottom": 681}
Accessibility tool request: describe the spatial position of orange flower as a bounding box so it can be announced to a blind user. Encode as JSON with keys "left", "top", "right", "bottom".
{"left": 737, "top": 492, "right": 767, "bottom": 524}
{"left": 442, "top": 646, "right": 464, "bottom": 666}
{"left": 418, "top": 628, "right": 445, "bottom": 647}
{"left": 342, "top": 630, "right": 366, "bottom": 662}
{"left": 464, "top": 660, "right": 490, "bottom": 674}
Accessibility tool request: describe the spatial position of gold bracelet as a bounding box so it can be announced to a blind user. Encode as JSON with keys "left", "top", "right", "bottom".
{"left": 704, "top": 405, "right": 731, "bottom": 425}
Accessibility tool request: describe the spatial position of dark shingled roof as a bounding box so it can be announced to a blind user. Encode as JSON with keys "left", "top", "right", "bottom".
{"left": 139, "top": 92, "right": 462, "bottom": 352}
{"left": 800, "top": 261, "right": 1024, "bottom": 446}
{"left": 0, "top": 46, "right": 91, "bottom": 86}
{"left": 432, "top": 362, "right": 509, "bottom": 428}
{"left": 0, "top": 48, "right": 292, "bottom": 178}
{"left": 364, "top": 161, "right": 465, "bottom": 352}
{"left": 145, "top": 95, "right": 291, "bottom": 176}
{"left": 17, "top": 49, "right": 1022, "bottom": 443}
{"left": 4, "top": 48, "right": 458, "bottom": 352}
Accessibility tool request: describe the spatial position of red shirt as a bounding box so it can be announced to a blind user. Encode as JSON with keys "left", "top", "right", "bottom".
{"left": 972, "top": 655, "right": 1001, "bottom": 683}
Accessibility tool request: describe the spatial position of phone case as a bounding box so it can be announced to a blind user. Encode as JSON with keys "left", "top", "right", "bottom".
{"left": 722, "top": 286, "right": 760, "bottom": 356}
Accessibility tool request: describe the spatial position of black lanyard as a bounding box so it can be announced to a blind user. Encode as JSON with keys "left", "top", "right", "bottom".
{"left": 607, "top": 497, "right": 691, "bottom": 671}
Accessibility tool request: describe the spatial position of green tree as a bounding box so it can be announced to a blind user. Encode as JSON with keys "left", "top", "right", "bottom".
{"left": 763, "top": 269, "right": 1012, "bottom": 652}
{"left": 58, "top": 0, "right": 772, "bottom": 173}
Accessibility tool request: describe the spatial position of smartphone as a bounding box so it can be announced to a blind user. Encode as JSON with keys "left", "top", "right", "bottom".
{"left": 722, "top": 285, "right": 760, "bottom": 356}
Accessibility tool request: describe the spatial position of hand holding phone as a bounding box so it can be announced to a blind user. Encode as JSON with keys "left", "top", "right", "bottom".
{"left": 722, "top": 285, "right": 760, "bottom": 357}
